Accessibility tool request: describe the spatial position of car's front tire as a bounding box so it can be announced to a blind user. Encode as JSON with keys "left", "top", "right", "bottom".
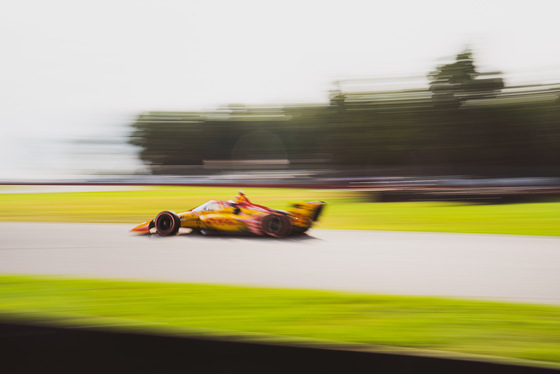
{"left": 155, "top": 211, "right": 181, "bottom": 236}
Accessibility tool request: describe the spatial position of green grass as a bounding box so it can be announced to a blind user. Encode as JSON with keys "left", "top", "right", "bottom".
{"left": 1, "top": 186, "right": 559, "bottom": 236}
{"left": 1, "top": 275, "right": 560, "bottom": 365}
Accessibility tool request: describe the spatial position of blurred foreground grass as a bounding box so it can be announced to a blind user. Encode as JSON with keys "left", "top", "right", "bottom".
{"left": 1, "top": 275, "right": 559, "bottom": 365}
{"left": 0, "top": 186, "right": 559, "bottom": 236}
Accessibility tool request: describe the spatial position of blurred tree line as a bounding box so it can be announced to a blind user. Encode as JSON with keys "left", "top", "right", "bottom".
{"left": 130, "top": 50, "right": 560, "bottom": 176}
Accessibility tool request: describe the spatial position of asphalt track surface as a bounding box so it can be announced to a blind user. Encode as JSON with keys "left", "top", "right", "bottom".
{"left": 1, "top": 222, "right": 559, "bottom": 305}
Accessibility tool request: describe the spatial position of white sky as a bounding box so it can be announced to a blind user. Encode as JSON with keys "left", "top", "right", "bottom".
{"left": 1, "top": 0, "right": 560, "bottom": 178}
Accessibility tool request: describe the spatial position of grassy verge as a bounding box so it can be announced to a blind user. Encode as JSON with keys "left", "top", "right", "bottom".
{"left": 1, "top": 275, "right": 559, "bottom": 365}
{"left": 1, "top": 186, "right": 559, "bottom": 236}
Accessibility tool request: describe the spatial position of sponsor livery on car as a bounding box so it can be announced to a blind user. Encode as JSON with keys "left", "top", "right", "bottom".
{"left": 131, "top": 191, "right": 325, "bottom": 238}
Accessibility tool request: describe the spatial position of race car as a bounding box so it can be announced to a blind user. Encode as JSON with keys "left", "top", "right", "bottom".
{"left": 131, "top": 191, "right": 325, "bottom": 238}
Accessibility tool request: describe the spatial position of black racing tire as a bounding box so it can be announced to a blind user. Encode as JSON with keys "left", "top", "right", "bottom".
{"left": 155, "top": 211, "right": 181, "bottom": 236}
{"left": 261, "top": 214, "right": 291, "bottom": 238}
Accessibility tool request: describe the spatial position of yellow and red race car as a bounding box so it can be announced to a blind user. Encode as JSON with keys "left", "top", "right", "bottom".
{"left": 131, "top": 191, "right": 325, "bottom": 238}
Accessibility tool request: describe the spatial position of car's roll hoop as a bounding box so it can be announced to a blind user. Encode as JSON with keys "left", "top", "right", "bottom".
{"left": 235, "top": 190, "right": 250, "bottom": 204}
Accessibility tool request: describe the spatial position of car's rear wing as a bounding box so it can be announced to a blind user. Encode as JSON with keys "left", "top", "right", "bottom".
{"left": 288, "top": 201, "right": 326, "bottom": 222}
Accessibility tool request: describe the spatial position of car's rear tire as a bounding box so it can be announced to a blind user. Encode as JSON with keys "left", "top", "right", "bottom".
{"left": 261, "top": 214, "right": 291, "bottom": 238}
{"left": 155, "top": 211, "right": 181, "bottom": 236}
